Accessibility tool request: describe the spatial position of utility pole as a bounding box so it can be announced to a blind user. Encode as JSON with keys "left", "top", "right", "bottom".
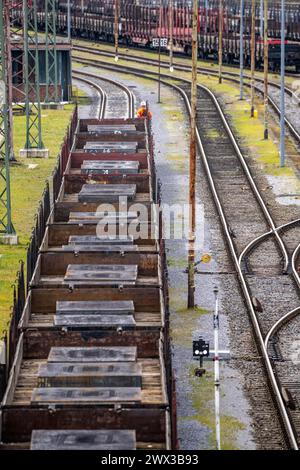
{"left": 250, "top": 0, "right": 256, "bottom": 117}
{"left": 3, "top": 1, "right": 14, "bottom": 161}
{"left": 218, "top": 0, "right": 223, "bottom": 84}
{"left": 114, "top": 0, "right": 119, "bottom": 62}
{"left": 67, "top": 0, "right": 71, "bottom": 42}
{"left": 188, "top": 0, "right": 198, "bottom": 309}
{"left": 4, "top": 0, "right": 24, "bottom": 161}
{"left": 263, "top": 0, "right": 268, "bottom": 140}
{"left": 0, "top": 1, "right": 17, "bottom": 242}
{"left": 280, "top": 0, "right": 285, "bottom": 166}
{"left": 213, "top": 286, "right": 221, "bottom": 450}
{"left": 239, "top": 0, "right": 244, "bottom": 100}
{"left": 169, "top": 0, "right": 174, "bottom": 71}
{"left": 45, "top": 0, "right": 59, "bottom": 103}
{"left": 22, "top": 0, "right": 46, "bottom": 156}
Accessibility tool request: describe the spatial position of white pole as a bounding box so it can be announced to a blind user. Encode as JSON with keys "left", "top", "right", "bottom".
{"left": 213, "top": 286, "right": 221, "bottom": 450}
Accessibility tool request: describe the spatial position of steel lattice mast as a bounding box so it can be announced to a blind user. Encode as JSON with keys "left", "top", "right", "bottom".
{"left": 45, "top": 0, "right": 58, "bottom": 103}
{"left": 3, "top": 2, "right": 14, "bottom": 161}
{"left": 0, "top": 0, "right": 15, "bottom": 236}
{"left": 23, "top": 0, "right": 44, "bottom": 150}
{"left": 4, "top": 0, "right": 25, "bottom": 161}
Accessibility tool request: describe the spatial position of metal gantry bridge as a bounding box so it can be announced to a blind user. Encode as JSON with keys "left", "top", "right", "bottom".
{"left": 0, "top": 1, "right": 59, "bottom": 238}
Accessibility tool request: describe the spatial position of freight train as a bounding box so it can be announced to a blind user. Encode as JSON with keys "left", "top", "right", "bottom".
{"left": 58, "top": 0, "right": 300, "bottom": 70}
{"left": 12, "top": 1, "right": 300, "bottom": 71}
{"left": 0, "top": 112, "right": 176, "bottom": 450}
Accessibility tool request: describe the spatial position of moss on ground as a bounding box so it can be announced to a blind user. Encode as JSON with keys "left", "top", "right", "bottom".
{"left": 228, "top": 99, "right": 295, "bottom": 177}
{"left": 180, "top": 364, "right": 245, "bottom": 450}
{"left": 206, "top": 129, "right": 224, "bottom": 139}
{"left": 164, "top": 106, "right": 185, "bottom": 123}
{"left": 72, "top": 86, "right": 91, "bottom": 105}
{"left": 167, "top": 257, "right": 187, "bottom": 269}
{"left": 169, "top": 286, "right": 208, "bottom": 347}
{"left": 0, "top": 104, "right": 74, "bottom": 335}
{"left": 197, "top": 76, "right": 299, "bottom": 179}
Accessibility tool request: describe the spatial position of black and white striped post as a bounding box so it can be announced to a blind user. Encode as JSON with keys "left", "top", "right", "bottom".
{"left": 213, "top": 286, "right": 221, "bottom": 450}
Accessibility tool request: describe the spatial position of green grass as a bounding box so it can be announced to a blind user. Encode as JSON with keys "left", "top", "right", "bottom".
{"left": 72, "top": 85, "right": 91, "bottom": 105}
{"left": 0, "top": 104, "right": 74, "bottom": 335}
{"left": 196, "top": 76, "right": 299, "bottom": 178}
{"left": 169, "top": 286, "right": 209, "bottom": 347}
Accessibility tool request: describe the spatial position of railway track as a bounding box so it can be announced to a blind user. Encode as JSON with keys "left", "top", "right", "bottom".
{"left": 72, "top": 57, "right": 300, "bottom": 449}
{"left": 73, "top": 70, "right": 135, "bottom": 119}
{"left": 72, "top": 73, "right": 107, "bottom": 119}
{"left": 74, "top": 43, "right": 300, "bottom": 95}
{"left": 73, "top": 45, "right": 300, "bottom": 145}
{"left": 188, "top": 82, "right": 300, "bottom": 450}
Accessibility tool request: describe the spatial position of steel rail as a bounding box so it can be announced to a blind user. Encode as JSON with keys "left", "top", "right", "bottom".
{"left": 184, "top": 83, "right": 299, "bottom": 451}
{"left": 77, "top": 58, "right": 300, "bottom": 382}
{"left": 73, "top": 47, "right": 300, "bottom": 141}
{"left": 239, "top": 219, "right": 300, "bottom": 288}
{"left": 72, "top": 72, "right": 107, "bottom": 119}
{"left": 265, "top": 306, "right": 300, "bottom": 350}
{"left": 73, "top": 40, "right": 300, "bottom": 80}
{"left": 200, "top": 82, "right": 290, "bottom": 272}
{"left": 73, "top": 56, "right": 290, "bottom": 268}
{"left": 74, "top": 68, "right": 135, "bottom": 119}
{"left": 264, "top": 243, "right": 300, "bottom": 349}
{"left": 292, "top": 243, "right": 300, "bottom": 287}
{"left": 73, "top": 56, "right": 299, "bottom": 449}
{"left": 73, "top": 44, "right": 299, "bottom": 102}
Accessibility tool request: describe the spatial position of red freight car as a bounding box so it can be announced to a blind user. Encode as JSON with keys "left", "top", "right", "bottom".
{"left": 16, "top": 1, "right": 300, "bottom": 70}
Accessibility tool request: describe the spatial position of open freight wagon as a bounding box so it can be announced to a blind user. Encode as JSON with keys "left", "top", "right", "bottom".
{"left": 0, "top": 117, "right": 176, "bottom": 451}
